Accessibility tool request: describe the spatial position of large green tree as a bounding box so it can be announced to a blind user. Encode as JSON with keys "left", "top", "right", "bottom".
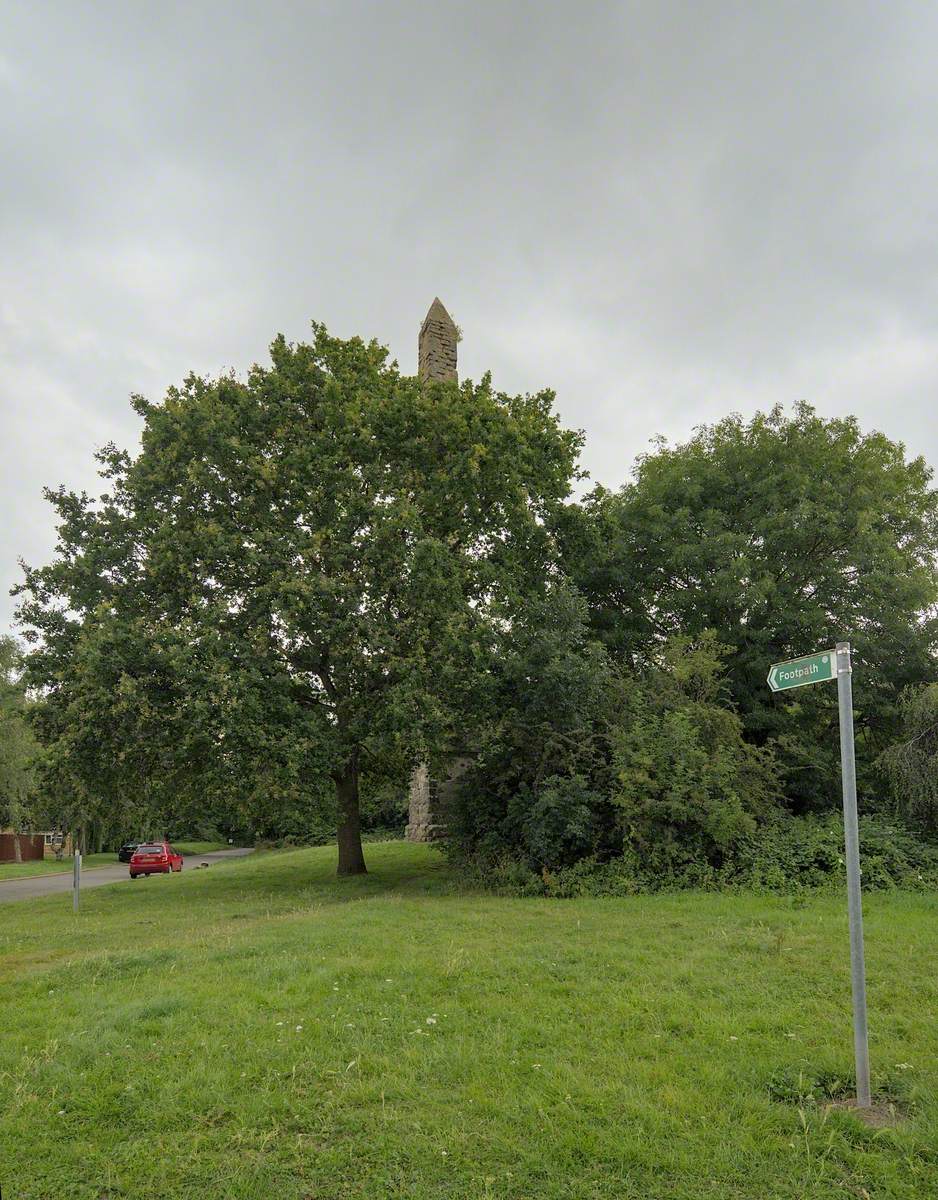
{"left": 561, "top": 403, "right": 938, "bottom": 808}
{"left": 17, "top": 326, "right": 580, "bottom": 873}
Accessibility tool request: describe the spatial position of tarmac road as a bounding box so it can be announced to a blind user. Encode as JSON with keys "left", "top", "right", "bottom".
{"left": 0, "top": 848, "right": 254, "bottom": 904}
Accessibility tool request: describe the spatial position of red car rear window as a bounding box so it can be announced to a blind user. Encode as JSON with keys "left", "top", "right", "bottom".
{"left": 137, "top": 844, "right": 166, "bottom": 854}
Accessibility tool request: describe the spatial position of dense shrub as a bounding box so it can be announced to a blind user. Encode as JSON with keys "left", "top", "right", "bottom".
{"left": 725, "top": 812, "right": 938, "bottom": 891}
{"left": 446, "top": 586, "right": 621, "bottom": 869}
{"left": 460, "top": 814, "right": 938, "bottom": 896}
{"left": 610, "top": 636, "right": 778, "bottom": 871}
{"left": 448, "top": 601, "right": 781, "bottom": 875}
{"left": 521, "top": 774, "right": 604, "bottom": 866}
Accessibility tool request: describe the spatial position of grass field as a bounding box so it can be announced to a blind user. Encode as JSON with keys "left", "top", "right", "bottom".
{"left": 0, "top": 853, "right": 116, "bottom": 881}
{"left": 0, "top": 843, "right": 229, "bottom": 882}
{"left": 1, "top": 841, "right": 936, "bottom": 1199}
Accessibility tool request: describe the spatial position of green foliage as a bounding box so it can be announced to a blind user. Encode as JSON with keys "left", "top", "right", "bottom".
{"left": 521, "top": 774, "right": 603, "bottom": 867}
{"left": 476, "top": 813, "right": 938, "bottom": 896}
{"left": 880, "top": 683, "right": 938, "bottom": 830}
{"left": 15, "top": 328, "right": 936, "bottom": 889}
{"left": 561, "top": 402, "right": 938, "bottom": 810}
{"left": 446, "top": 585, "right": 619, "bottom": 869}
{"left": 611, "top": 634, "right": 778, "bottom": 870}
{"left": 449, "top": 612, "right": 780, "bottom": 876}
{"left": 733, "top": 813, "right": 938, "bottom": 891}
{"left": 16, "top": 326, "right": 580, "bottom": 872}
{"left": 766, "top": 1063, "right": 912, "bottom": 1109}
{"left": 0, "top": 635, "right": 41, "bottom": 835}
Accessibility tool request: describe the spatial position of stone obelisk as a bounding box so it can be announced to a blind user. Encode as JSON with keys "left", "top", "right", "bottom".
{"left": 418, "top": 297, "right": 458, "bottom": 383}
{"left": 405, "top": 299, "right": 462, "bottom": 842}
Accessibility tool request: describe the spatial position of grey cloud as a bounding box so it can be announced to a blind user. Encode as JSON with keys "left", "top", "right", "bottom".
{"left": 3, "top": 0, "right": 937, "bottom": 632}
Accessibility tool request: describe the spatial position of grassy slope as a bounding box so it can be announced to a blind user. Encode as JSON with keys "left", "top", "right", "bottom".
{"left": 0, "top": 844, "right": 229, "bottom": 882}
{"left": 171, "top": 841, "right": 231, "bottom": 857}
{"left": 1, "top": 842, "right": 936, "bottom": 1200}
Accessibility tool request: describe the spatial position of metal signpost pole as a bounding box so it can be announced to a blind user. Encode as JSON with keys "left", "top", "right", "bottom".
{"left": 73, "top": 848, "right": 82, "bottom": 913}
{"left": 835, "top": 641, "right": 871, "bottom": 1108}
{"left": 769, "top": 643, "right": 872, "bottom": 1108}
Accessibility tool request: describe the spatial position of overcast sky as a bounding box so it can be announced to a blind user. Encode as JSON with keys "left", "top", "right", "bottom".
{"left": 3, "top": 1, "right": 937, "bottom": 635}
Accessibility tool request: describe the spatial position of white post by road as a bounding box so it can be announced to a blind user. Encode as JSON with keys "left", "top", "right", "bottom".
{"left": 73, "top": 849, "right": 82, "bottom": 913}
{"left": 836, "top": 641, "right": 871, "bottom": 1108}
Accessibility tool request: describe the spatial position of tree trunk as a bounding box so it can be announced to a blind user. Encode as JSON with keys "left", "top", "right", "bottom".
{"left": 335, "top": 759, "right": 367, "bottom": 876}
{"left": 12, "top": 834, "right": 22, "bottom": 864}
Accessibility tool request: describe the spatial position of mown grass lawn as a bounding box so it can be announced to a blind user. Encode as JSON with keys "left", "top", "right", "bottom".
{"left": 0, "top": 853, "right": 116, "bottom": 881}
{"left": 1, "top": 841, "right": 936, "bottom": 1200}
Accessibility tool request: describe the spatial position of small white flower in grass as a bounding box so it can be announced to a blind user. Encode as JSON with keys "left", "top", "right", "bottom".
{"left": 426, "top": 1017, "right": 436, "bottom": 1025}
{"left": 385, "top": 978, "right": 393, "bottom": 983}
{"left": 729, "top": 1036, "right": 738, "bottom": 1042}
{"left": 441, "top": 1150, "right": 448, "bottom": 1157}
{"left": 58, "top": 1109, "right": 66, "bottom": 1115}
{"left": 295, "top": 1025, "right": 303, "bottom": 1032}
{"left": 785, "top": 1033, "right": 796, "bottom": 1039}
{"left": 275, "top": 1021, "right": 283, "bottom": 1026}
{"left": 895, "top": 1062, "right": 914, "bottom": 1070}
{"left": 532, "top": 1063, "right": 541, "bottom": 1070}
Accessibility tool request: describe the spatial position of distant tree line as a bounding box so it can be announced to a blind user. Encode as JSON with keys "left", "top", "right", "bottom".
{"left": 10, "top": 326, "right": 938, "bottom": 881}
{"left": 0, "top": 635, "right": 43, "bottom": 859}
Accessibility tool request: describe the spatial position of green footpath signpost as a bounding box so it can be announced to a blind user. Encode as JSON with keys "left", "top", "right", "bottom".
{"left": 768, "top": 643, "right": 871, "bottom": 1109}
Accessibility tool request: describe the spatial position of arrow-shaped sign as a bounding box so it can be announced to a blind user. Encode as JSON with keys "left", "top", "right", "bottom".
{"left": 767, "top": 649, "right": 837, "bottom": 692}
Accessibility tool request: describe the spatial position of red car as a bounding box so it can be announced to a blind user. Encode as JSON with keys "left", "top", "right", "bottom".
{"left": 129, "top": 841, "right": 183, "bottom": 878}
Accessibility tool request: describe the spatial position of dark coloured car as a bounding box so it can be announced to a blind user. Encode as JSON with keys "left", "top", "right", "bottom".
{"left": 129, "top": 842, "right": 183, "bottom": 878}
{"left": 117, "top": 842, "right": 140, "bottom": 863}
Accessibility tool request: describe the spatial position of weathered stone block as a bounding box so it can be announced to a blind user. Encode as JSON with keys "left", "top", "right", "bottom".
{"left": 405, "top": 756, "right": 472, "bottom": 842}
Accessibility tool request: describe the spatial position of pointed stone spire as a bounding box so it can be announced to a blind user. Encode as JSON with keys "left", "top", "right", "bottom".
{"left": 418, "top": 297, "right": 458, "bottom": 383}
{"left": 406, "top": 298, "right": 463, "bottom": 845}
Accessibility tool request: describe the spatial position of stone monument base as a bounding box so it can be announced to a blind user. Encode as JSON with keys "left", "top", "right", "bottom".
{"left": 405, "top": 756, "right": 472, "bottom": 842}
